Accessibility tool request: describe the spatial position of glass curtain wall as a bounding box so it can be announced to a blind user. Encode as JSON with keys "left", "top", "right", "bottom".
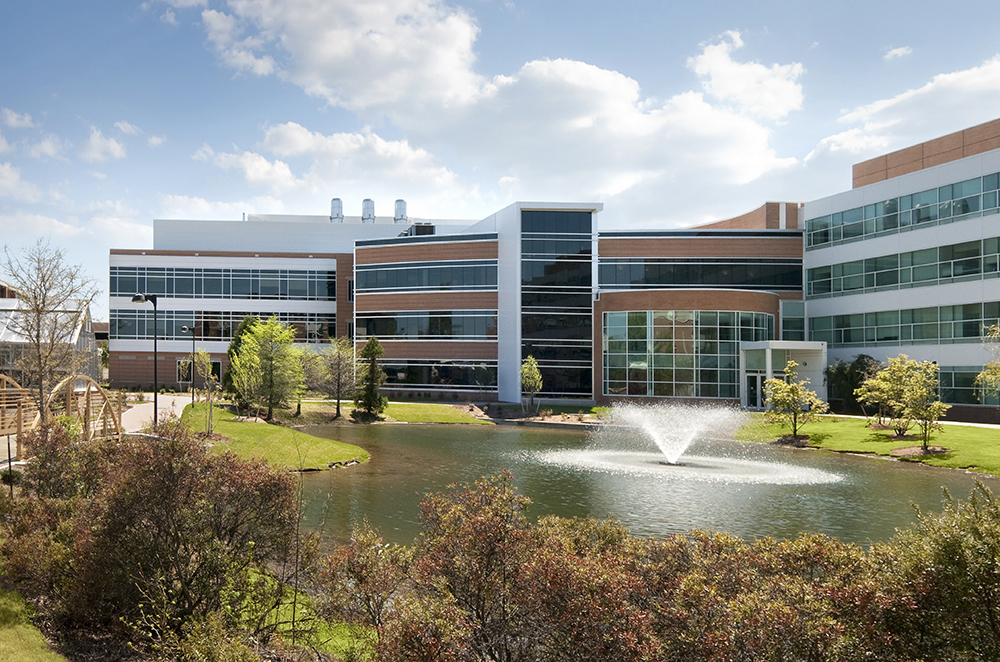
{"left": 520, "top": 210, "right": 594, "bottom": 396}
{"left": 604, "top": 310, "right": 773, "bottom": 398}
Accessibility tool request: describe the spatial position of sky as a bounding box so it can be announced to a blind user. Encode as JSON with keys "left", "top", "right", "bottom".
{"left": 3, "top": 0, "right": 1000, "bottom": 320}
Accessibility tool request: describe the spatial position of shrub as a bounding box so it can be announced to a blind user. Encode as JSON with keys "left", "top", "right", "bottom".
{"left": 0, "top": 468, "right": 21, "bottom": 486}
{"left": 3, "top": 419, "right": 298, "bottom": 641}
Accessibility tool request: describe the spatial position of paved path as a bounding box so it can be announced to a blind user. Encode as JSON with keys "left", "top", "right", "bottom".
{"left": 120, "top": 394, "right": 196, "bottom": 433}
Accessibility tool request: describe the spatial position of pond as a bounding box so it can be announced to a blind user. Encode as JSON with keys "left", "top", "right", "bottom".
{"left": 297, "top": 422, "right": 1000, "bottom": 547}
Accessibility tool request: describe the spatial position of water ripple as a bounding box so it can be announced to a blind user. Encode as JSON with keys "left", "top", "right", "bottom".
{"left": 534, "top": 450, "right": 842, "bottom": 485}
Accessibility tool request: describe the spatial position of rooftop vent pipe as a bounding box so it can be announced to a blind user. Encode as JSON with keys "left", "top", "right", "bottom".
{"left": 330, "top": 198, "right": 344, "bottom": 222}
{"left": 362, "top": 198, "right": 375, "bottom": 223}
{"left": 394, "top": 199, "right": 408, "bottom": 224}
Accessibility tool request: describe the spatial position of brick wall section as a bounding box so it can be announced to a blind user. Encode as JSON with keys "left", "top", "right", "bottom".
{"left": 333, "top": 252, "right": 353, "bottom": 338}
{"left": 354, "top": 240, "right": 498, "bottom": 265}
{"left": 110, "top": 351, "right": 230, "bottom": 390}
{"left": 693, "top": 202, "right": 802, "bottom": 230}
{"left": 852, "top": 118, "right": 1000, "bottom": 188}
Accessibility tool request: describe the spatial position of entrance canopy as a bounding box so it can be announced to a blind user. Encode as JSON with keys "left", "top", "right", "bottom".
{"left": 739, "top": 341, "right": 827, "bottom": 409}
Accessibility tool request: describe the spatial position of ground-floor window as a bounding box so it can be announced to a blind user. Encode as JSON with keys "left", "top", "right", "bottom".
{"left": 379, "top": 359, "right": 498, "bottom": 391}
{"left": 939, "top": 365, "right": 998, "bottom": 406}
{"left": 603, "top": 310, "right": 773, "bottom": 398}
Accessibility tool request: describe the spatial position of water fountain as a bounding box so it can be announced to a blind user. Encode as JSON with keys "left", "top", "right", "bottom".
{"left": 536, "top": 402, "right": 841, "bottom": 485}
{"left": 611, "top": 402, "right": 745, "bottom": 464}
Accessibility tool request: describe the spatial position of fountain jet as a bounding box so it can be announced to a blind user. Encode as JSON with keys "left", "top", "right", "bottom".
{"left": 611, "top": 403, "right": 747, "bottom": 465}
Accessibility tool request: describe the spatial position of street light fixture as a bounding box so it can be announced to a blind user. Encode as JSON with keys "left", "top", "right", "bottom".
{"left": 132, "top": 293, "right": 158, "bottom": 426}
{"left": 180, "top": 324, "right": 196, "bottom": 405}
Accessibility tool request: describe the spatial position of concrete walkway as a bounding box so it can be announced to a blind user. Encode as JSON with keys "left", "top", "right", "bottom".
{"left": 120, "top": 394, "right": 196, "bottom": 433}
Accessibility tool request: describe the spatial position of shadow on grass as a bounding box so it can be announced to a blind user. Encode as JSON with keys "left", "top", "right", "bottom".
{"left": 861, "top": 430, "right": 900, "bottom": 445}
{"left": 806, "top": 432, "right": 830, "bottom": 445}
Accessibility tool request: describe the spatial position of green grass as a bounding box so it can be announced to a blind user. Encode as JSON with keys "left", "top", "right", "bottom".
{"left": 273, "top": 400, "right": 492, "bottom": 425}
{"left": 741, "top": 414, "right": 1000, "bottom": 475}
{"left": 234, "top": 568, "right": 373, "bottom": 660}
{"left": 181, "top": 403, "right": 369, "bottom": 470}
{"left": 381, "top": 401, "right": 491, "bottom": 424}
{"left": 267, "top": 589, "right": 373, "bottom": 660}
{"left": 0, "top": 588, "right": 66, "bottom": 662}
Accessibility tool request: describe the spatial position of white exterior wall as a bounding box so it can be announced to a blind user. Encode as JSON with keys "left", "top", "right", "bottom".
{"left": 154, "top": 219, "right": 405, "bottom": 254}
{"left": 493, "top": 203, "right": 522, "bottom": 403}
{"left": 804, "top": 148, "right": 1000, "bottom": 369}
{"left": 109, "top": 252, "right": 339, "bottom": 357}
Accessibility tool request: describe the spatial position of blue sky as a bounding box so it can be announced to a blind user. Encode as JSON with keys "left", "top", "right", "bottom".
{"left": 3, "top": 0, "right": 1000, "bottom": 319}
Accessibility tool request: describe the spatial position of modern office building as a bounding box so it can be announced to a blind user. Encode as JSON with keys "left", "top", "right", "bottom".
{"left": 803, "top": 119, "right": 1000, "bottom": 421}
{"left": 108, "top": 118, "right": 1000, "bottom": 420}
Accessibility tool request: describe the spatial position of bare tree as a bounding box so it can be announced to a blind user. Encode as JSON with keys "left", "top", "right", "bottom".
{"left": 321, "top": 336, "right": 356, "bottom": 419}
{"left": 302, "top": 337, "right": 356, "bottom": 418}
{"left": 193, "top": 349, "right": 219, "bottom": 434}
{"left": 2, "top": 239, "right": 99, "bottom": 416}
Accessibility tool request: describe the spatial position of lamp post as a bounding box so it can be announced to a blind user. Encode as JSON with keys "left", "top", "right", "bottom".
{"left": 180, "top": 324, "right": 196, "bottom": 405}
{"left": 132, "top": 293, "right": 158, "bottom": 427}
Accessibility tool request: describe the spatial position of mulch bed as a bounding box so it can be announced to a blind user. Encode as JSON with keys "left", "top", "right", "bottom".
{"left": 890, "top": 445, "right": 948, "bottom": 457}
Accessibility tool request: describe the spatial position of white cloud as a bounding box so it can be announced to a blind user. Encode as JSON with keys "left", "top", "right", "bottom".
{"left": 161, "top": 9, "right": 178, "bottom": 25}
{"left": 148, "top": 135, "right": 166, "bottom": 147}
{"left": 78, "top": 127, "right": 127, "bottom": 162}
{"left": 209, "top": 150, "right": 301, "bottom": 194}
{"left": 831, "top": 56, "right": 1000, "bottom": 150}
{"left": 199, "top": 0, "right": 483, "bottom": 111}
{"left": 405, "top": 57, "right": 797, "bottom": 205}
{"left": 28, "top": 133, "right": 68, "bottom": 160}
{"left": 201, "top": 9, "right": 276, "bottom": 76}
{"left": 688, "top": 30, "right": 804, "bottom": 120}
{"left": 0, "top": 132, "right": 9, "bottom": 154}
{"left": 884, "top": 46, "right": 912, "bottom": 61}
{"left": 115, "top": 120, "right": 142, "bottom": 135}
{"left": 1, "top": 108, "right": 37, "bottom": 129}
{"left": 179, "top": 8, "right": 802, "bottom": 225}
{"left": 260, "top": 121, "right": 461, "bottom": 187}
{"left": 191, "top": 143, "right": 215, "bottom": 161}
{"left": 0, "top": 210, "right": 83, "bottom": 237}
{"left": 163, "top": 0, "right": 207, "bottom": 8}
{"left": 804, "top": 125, "right": 892, "bottom": 161}
{"left": 158, "top": 193, "right": 285, "bottom": 219}
{"left": 0, "top": 163, "right": 43, "bottom": 202}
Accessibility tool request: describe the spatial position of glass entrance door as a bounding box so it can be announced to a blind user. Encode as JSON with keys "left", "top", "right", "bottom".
{"left": 746, "top": 373, "right": 766, "bottom": 409}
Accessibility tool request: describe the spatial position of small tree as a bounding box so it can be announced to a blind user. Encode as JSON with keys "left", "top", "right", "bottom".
{"left": 520, "top": 355, "right": 542, "bottom": 412}
{"left": 763, "top": 360, "right": 828, "bottom": 437}
{"left": 313, "top": 336, "right": 355, "bottom": 419}
{"left": 222, "top": 314, "right": 259, "bottom": 405}
{"left": 904, "top": 360, "right": 951, "bottom": 450}
{"left": 857, "top": 354, "right": 949, "bottom": 445}
{"left": 355, "top": 337, "right": 387, "bottom": 418}
{"left": 230, "top": 317, "right": 304, "bottom": 420}
{"left": 856, "top": 355, "right": 914, "bottom": 435}
{"left": 193, "top": 349, "right": 218, "bottom": 434}
{"left": 2, "top": 239, "right": 100, "bottom": 414}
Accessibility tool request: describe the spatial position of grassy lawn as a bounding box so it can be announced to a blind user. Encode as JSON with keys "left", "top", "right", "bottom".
{"left": 273, "top": 400, "right": 491, "bottom": 425}
{"left": 742, "top": 414, "right": 1000, "bottom": 475}
{"left": 382, "top": 401, "right": 490, "bottom": 424}
{"left": 181, "top": 403, "right": 369, "bottom": 470}
{"left": 0, "top": 589, "right": 66, "bottom": 662}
